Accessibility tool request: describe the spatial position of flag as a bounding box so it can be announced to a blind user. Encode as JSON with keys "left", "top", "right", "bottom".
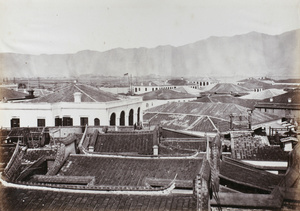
{"left": 124, "top": 73, "right": 128, "bottom": 76}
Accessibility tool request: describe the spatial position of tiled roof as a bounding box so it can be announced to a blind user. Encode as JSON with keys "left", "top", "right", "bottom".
{"left": 207, "top": 83, "right": 251, "bottom": 94}
{"left": 26, "top": 83, "right": 120, "bottom": 103}
{"left": 195, "top": 95, "right": 257, "bottom": 109}
{"left": 58, "top": 155, "right": 202, "bottom": 187}
{"left": 261, "top": 89, "right": 300, "bottom": 104}
{"left": 0, "top": 87, "right": 27, "bottom": 100}
{"left": 220, "top": 158, "right": 283, "bottom": 191}
{"left": 174, "top": 87, "right": 201, "bottom": 96}
{"left": 93, "top": 132, "right": 154, "bottom": 154}
{"left": 144, "top": 102, "right": 280, "bottom": 132}
{"left": 239, "top": 79, "right": 273, "bottom": 89}
{"left": 166, "top": 79, "right": 189, "bottom": 86}
{"left": 142, "top": 89, "right": 196, "bottom": 100}
{"left": 0, "top": 185, "right": 196, "bottom": 210}
{"left": 240, "top": 89, "right": 287, "bottom": 100}
{"left": 8, "top": 127, "right": 43, "bottom": 137}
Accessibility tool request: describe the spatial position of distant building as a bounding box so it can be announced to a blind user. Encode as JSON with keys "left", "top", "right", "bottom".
{"left": 0, "top": 83, "right": 143, "bottom": 128}
{"left": 189, "top": 77, "right": 219, "bottom": 88}
{"left": 132, "top": 79, "right": 198, "bottom": 95}
{"left": 255, "top": 89, "right": 300, "bottom": 122}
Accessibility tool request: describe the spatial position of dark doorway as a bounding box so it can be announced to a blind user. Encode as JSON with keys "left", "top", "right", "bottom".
{"left": 129, "top": 109, "right": 134, "bottom": 126}
{"left": 120, "top": 111, "right": 125, "bottom": 126}
{"left": 110, "top": 113, "right": 116, "bottom": 126}
{"left": 80, "top": 117, "right": 88, "bottom": 133}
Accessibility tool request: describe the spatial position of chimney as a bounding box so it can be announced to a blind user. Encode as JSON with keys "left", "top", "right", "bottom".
{"left": 25, "top": 89, "right": 35, "bottom": 99}
{"left": 270, "top": 98, "right": 273, "bottom": 102}
{"left": 288, "top": 98, "right": 292, "bottom": 103}
{"left": 73, "top": 92, "right": 82, "bottom": 103}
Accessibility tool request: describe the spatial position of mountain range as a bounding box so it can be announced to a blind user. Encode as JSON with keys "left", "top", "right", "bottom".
{"left": 0, "top": 29, "right": 299, "bottom": 78}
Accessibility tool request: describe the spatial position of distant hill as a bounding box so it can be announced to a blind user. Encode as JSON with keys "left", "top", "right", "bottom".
{"left": 0, "top": 29, "right": 299, "bottom": 78}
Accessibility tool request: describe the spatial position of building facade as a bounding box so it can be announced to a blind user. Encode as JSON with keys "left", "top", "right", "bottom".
{"left": 0, "top": 83, "right": 143, "bottom": 128}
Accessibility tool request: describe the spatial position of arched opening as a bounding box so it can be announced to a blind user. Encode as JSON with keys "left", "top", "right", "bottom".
{"left": 94, "top": 118, "right": 100, "bottom": 126}
{"left": 120, "top": 111, "right": 125, "bottom": 126}
{"left": 129, "top": 109, "right": 134, "bottom": 126}
{"left": 137, "top": 107, "right": 140, "bottom": 123}
{"left": 110, "top": 113, "right": 116, "bottom": 126}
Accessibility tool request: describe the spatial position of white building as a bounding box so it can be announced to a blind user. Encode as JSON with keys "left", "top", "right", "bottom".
{"left": 132, "top": 79, "right": 198, "bottom": 95}
{"left": 0, "top": 83, "right": 143, "bottom": 128}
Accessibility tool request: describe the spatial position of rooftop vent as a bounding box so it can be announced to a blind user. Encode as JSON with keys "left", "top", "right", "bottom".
{"left": 25, "top": 89, "right": 35, "bottom": 99}
{"left": 270, "top": 98, "right": 273, "bottom": 102}
{"left": 73, "top": 92, "right": 82, "bottom": 103}
{"left": 288, "top": 98, "right": 292, "bottom": 103}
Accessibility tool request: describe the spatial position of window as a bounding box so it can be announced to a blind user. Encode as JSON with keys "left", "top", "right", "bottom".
{"left": 63, "top": 117, "right": 73, "bottom": 126}
{"left": 37, "top": 119, "right": 45, "bottom": 127}
{"left": 55, "top": 117, "right": 62, "bottom": 126}
{"left": 11, "top": 118, "right": 20, "bottom": 128}
{"left": 80, "top": 117, "right": 88, "bottom": 126}
{"left": 145, "top": 88, "right": 147, "bottom": 91}
{"left": 94, "top": 118, "right": 100, "bottom": 126}
{"left": 135, "top": 88, "right": 137, "bottom": 92}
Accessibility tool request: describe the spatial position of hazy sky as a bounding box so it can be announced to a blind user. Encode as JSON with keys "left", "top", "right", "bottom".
{"left": 1, "top": 0, "right": 300, "bottom": 54}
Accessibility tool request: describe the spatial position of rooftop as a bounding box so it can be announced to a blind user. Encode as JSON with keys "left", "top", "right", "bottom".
{"left": 220, "top": 157, "right": 283, "bottom": 192}
{"left": 0, "top": 185, "right": 196, "bottom": 210}
{"left": 145, "top": 102, "right": 279, "bottom": 127}
{"left": 238, "top": 78, "right": 273, "bottom": 89}
{"left": 57, "top": 154, "right": 202, "bottom": 187}
{"left": 195, "top": 94, "right": 257, "bottom": 109}
{"left": 25, "top": 83, "right": 120, "bottom": 103}
{"left": 240, "top": 89, "right": 287, "bottom": 100}
{"left": 141, "top": 89, "right": 196, "bottom": 101}
{"left": 207, "top": 83, "right": 251, "bottom": 94}
{"left": 261, "top": 89, "right": 300, "bottom": 104}
{"left": 0, "top": 87, "right": 27, "bottom": 100}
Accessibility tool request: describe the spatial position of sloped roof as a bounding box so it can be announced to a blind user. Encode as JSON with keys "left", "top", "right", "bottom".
{"left": 255, "top": 89, "right": 300, "bottom": 110}
{"left": 238, "top": 78, "right": 273, "bottom": 89}
{"left": 26, "top": 83, "right": 120, "bottom": 103}
{"left": 220, "top": 157, "right": 283, "bottom": 192}
{"left": 58, "top": 154, "right": 202, "bottom": 187}
{"left": 195, "top": 95, "right": 257, "bottom": 109}
{"left": 207, "top": 83, "right": 251, "bottom": 94}
{"left": 261, "top": 89, "right": 300, "bottom": 104}
{"left": 174, "top": 87, "right": 201, "bottom": 96}
{"left": 142, "top": 89, "right": 196, "bottom": 100}
{"left": 144, "top": 102, "right": 280, "bottom": 131}
{"left": 240, "top": 89, "right": 287, "bottom": 100}
{"left": 0, "top": 186, "right": 196, "bottom": 210}
{"left": 166, "top": 79, "right": 190, "bottom": 86}
{"left": 0, "top": 87, "right": 27, "bottom": 100}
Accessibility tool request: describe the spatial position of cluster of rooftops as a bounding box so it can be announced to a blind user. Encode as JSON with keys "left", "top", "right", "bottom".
{"left": 0, "top": 124, "right": 299, "bottom": 210}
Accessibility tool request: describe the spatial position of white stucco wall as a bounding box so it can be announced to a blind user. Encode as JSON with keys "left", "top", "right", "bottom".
{"left": 0, "top": 98, "right": 143, "bottom": 128}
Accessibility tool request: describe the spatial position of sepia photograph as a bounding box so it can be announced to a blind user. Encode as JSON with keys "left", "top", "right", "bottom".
{"left": 0, "top": 0, "right": 299, "bottom": 210}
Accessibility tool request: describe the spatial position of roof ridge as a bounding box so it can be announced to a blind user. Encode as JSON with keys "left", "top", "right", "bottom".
{"left": 74, "top": 84, "right": 98, "bottom": 102}
{"left": 207, "top": 116, "right": 219, "bottom": 132}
